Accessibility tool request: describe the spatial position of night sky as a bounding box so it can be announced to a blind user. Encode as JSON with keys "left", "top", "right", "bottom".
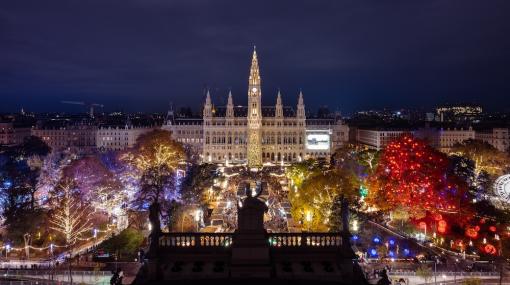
{"left": 1, "top": 0, "right": 509, "bottom": 115}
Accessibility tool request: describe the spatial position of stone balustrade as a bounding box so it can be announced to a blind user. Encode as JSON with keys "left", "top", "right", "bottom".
{"left": 159, "top": 233, "right": 233, "bottom": 248}
{"left": 268, "top": 233, "right": 342, "bottom": 247}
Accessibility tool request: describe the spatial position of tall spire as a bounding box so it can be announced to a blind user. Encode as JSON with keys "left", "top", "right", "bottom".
{"left": 249, "top": 47, "right": 261, "bottom": 87}
{"left": 205, "top": 89, "right": 211, "bottom": 104}
{"left": 297, "top": 90, "right": 305, "bottom": 119}
{"left": 247, "top": 47, "right": 263, "bottom": 168}
{"left": 275, "top": 90, "right": 283, "bottom": 118}
{"left": 226, "top": 90, "right": 234, "bottom": 118}
{"left": 203, "top": 89, "right": 213, "bottom": 118}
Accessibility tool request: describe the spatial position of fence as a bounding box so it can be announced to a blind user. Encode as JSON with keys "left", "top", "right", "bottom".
{"left": 159, "top": 233, "right": 233, "bottom": 248}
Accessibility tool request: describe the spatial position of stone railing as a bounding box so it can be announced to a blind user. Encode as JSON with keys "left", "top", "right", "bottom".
{"left": 268, "top": 233, "right": 342, "bottom": 248}
{"left": 159, "top": 233, "right": 233, "bottom": 248}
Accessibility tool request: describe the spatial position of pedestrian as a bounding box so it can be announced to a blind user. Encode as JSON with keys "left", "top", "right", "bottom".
{"left": 116, "top": 268, "right": 124, "bottom": 285}
{"left": 110, "top": 270, "right": 119, "bottom": 285}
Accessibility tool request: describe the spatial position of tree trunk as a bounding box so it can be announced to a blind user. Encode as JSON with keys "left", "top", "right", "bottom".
{"left": 68, "top": 245, "right": 73, "bottom": 285}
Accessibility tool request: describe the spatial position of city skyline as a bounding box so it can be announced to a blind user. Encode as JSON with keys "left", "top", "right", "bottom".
{"left": 2, "top": 0, "right": 510, "bottom": 114}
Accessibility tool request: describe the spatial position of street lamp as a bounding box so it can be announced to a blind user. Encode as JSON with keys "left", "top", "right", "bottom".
{"left": 433, "top": 256, "right": 438, "bottom": 285}
{"left": 4, "top": 244, "right": 10, "bottom": 258}
{"left": 194, "top": 209, "right": 202, "bottom": 232}
{"left": 305, "top": 211, "right": 312, "bottom": 231}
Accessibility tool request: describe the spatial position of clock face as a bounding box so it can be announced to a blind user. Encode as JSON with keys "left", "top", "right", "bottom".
{"left": 252, "top": 87, "right": 258, "bottom": 93}
{"left": 494, "top": 174, "right": 510, "bottom": 203}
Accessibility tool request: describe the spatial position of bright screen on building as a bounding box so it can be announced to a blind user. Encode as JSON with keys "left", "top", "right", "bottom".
{"left": 305, "top": 130, "right": 330, "bottom": 150}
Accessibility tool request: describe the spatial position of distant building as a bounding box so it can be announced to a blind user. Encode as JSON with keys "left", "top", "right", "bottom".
{"left": 356, "top": 129, "right": 409, "bottom": 150}
{"left": 96, "top": 125, "right": 156, "bottom": 151}
{"left": 436, "top": 104, "right": 482, "bottom": 123}
{"left": 0, "top": 122, "right": 31, "bottom": 146}
{"left": 475, "top": 128, "right": 509, "bottom": 152}
{"left": 437, "top": 127, "right": 475, "bottom": 152}
{"left": 31, "top": 123, "right": 96, "bottom": 153}
{"left": 162, "top": 105, "right": 204, "bottom": 160}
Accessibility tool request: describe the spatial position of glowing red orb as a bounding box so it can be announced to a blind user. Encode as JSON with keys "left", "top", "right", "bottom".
{"left": 484, "top": 244, "right": 497, "bottom": 255}
{"left": 438, "top": 220, "right": 447, "bottom": 233}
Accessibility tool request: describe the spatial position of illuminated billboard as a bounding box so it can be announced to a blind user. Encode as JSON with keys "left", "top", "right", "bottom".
{"left": 305, "top": 130, "right": 330, "bottom": 150}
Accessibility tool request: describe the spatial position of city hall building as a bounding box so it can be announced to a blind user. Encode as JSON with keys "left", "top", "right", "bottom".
{"left": 164, "top": 49, "right": 349, "bottom": 166}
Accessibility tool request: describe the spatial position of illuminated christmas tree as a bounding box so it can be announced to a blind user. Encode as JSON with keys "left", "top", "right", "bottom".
{"left": 368, "top": 135, "right": 462, "bottom": 216}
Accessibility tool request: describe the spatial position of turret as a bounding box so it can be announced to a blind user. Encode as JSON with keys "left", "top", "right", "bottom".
{"left": 275, "top": 90, "right": 283, "bottom": 118}
{"left": 226, "top": 90, "right": 234, "bottom": 118}
{"left": 203, "top": 90, "right": 213, "bottom": 118}
{"left": 297, "top": 90, "right": 305, "bottom": 119}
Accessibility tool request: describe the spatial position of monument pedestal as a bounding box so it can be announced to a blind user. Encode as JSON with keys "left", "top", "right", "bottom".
{"left": 231, "top": 232, "right": 271, "bottom": 278}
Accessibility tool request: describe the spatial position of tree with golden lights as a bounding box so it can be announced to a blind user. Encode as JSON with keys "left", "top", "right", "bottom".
{"left": 48, "top": 178, "right": 93, "bottom": 285}
{"left": 48, "top": 178, "right": 93, "bottom": 246}
{"left": 288, "top": 168, "right": 358, "bottom": 232}
{"left": 451, "top": 139, "right": 509, "bottom": 178}
{"left": 120, "top": 130, "right": 185, "bottom": 253}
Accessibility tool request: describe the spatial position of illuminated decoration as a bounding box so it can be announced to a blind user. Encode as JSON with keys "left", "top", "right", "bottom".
{"left": 465, "top": 227, "right": 479, "bottom": 239}
{"left": 359, "top": 185, "right": 368, "bottom": 198}
{"left": 48, "top": 178, "right": 93, "bottom": 246}
{"left": 370, "top": 248, "right": 377, "bottom": 256}
{"left": 368, "top": 135, "right": 462, "bottom": 214}
{"left": 389, "top": 239, "right": 395, "bottom": 246}
{"left": 489, "top": 226, "right": 497, "bottom": 232}
{"left": 483, "top": 244, "right": 497, "bottom": 255}
{"left": 403, "top": 248, "right": 410, "bottom": 256}
{"left": 246, "top": 47, "right": 263, "bottom": 168}
{"left": 373, "top": 237, "right": 381, "bottom": 243}
{"left": 494, "top": 174, "right": 510, "bottom": 203}
{"left": 438, "top": 220, "right": 447, "bottom": 233}
{"left": 352, "top": 235, "right": 359, "bottom": 241}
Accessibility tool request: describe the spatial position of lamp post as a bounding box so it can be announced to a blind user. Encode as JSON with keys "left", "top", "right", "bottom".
{"left": 194, "top": 209, "right": 202, "bottom": 232}
{"left": 305, "top": 210, "right": 312, "bottom": 232}
{"left": 433, "top": 256, "right": 438, "bottom": 285}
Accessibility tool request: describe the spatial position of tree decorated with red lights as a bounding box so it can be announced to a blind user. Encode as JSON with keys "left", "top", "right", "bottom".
{"left": 368, "top": 135, "right": 462, "bottom": 217}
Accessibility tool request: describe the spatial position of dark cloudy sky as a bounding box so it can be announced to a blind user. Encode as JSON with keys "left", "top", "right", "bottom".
{"left": 1, "top": 0, "right": 509, "bottom": 115}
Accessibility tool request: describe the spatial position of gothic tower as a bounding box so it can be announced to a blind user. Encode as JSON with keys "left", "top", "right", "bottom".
{"left": 247, "top": 47, "right": 263, "bottom": 167}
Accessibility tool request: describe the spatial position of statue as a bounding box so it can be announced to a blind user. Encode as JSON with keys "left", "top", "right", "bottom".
{"left": 231, "top": 180, "right": 271, "bottom": 278}
{"left": 237, "top": 183, "right": 267, "bottom": 234}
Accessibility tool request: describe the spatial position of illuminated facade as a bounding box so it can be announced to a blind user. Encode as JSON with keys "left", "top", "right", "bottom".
{"left": 165, "top": 48, "right": 349, "bottom": 164}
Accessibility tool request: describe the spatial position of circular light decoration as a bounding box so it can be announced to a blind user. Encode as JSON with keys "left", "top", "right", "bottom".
{"left": 465, "top": 227, "right": 479, "bottom": 239}
{"left": 438, "top": 220, "right": 447, "bottom": 233}
{"left": 484, "top": 244, "right": 497, "bottom": 255}
{"left": 494, "top": 174, "right": 510, "bottom": 203}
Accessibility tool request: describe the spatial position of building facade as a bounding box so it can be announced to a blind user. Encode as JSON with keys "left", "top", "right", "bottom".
{"left": 31, "top": 123, "right": 97, "bottom": 153}
{"left": 0, "top": 122, "right": 31, "bottom": 146}
{"left": 356, "top": 129, "right": 409, "bottom": 150}
{"left": 96, "top": 125, "right": 156, "bottom": 152}
{"left": 165, "top": 49, "right": 349, "bottom": 165}
{"left": 475, "top": 128, "right": 509, "bottom": 152}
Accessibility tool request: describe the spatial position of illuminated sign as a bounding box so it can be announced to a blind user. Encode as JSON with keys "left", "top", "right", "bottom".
{"left": 305, "top": 130, "right": 330, "bottom": 151}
